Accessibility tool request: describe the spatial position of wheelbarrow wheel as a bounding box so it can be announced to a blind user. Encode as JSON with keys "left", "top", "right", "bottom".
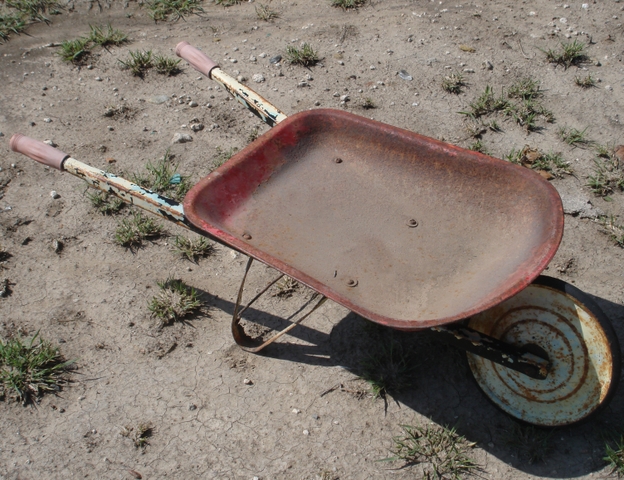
{"left": 466, "top": 275, "right": 621, "bottom": 427}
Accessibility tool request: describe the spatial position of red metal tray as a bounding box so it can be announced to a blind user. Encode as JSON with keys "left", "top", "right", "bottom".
{"left": 184, "top": 109, "right": 563, "bottom": 330}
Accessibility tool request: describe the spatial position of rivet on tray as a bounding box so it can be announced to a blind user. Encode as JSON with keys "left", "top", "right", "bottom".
{"left": 346, "top": 279, "right": 358, "bottom": 287}
{"left": 334, "top": 157, "right": 343, "bottom": 164}
{"left": 406, "top": 219, "right": 419, "bottom": 228}
{"left": 242, "top": 233, "right": 252, "bottom": 240}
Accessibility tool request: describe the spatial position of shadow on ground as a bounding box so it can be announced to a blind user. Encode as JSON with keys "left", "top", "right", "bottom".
{"left": 200, "top": 287, "right": 624, "bottom": 478}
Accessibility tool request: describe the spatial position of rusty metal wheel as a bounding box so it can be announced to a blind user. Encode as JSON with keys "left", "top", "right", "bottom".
{"left": 466, "top": 276, "right": 621, "bottom": 427}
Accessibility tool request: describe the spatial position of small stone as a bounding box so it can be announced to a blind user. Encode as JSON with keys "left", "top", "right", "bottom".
{"left": 595, "top": 61, "right": 602, "bottom": 66}
{"left": 95, "top": 77, "right": 102, "bottom": 81}
{"left": 369, "top": 65, "right": 376, "bottom": 70}
{"left": 189, "top": 101, "right": 198, "bottom": 107}
{"left": 51, "top": 239, "right": 63, "bottom": 253}
{"left": 303, "top": 429, "right": 310, "bottom": 435}
{"left": 259, "top": 52, "right": 267, "bottom": 58}
{"left": 44, "top": 118, "right": 52, "bottom": 123}
{"left": 98, "top": 145, "right": 107, "bottom": 152}
{"left": 237, "top": 75, "right": 247, "bottom": 82}
{"left": 252, "top": 74, "right": 265, "bottom": 83}
{"left": 463, "top": 68, "right": 475, "bottom": 73}
{"left": 42, "top": 86, "right": 48, "bottom": 91}
{"left": 340, "top": 94, "right": 349, "bottom": 101}
{"left": 398, "top": 69, "right": 413, "bottom": 81}
{"left": 311, "top": 414, "right": 319, "bottom": 420}
{"left": 484, "top": 60, "right": 494, "bottom": 70}
{"left": 189, "top": 404, "right": 197, "bottom": 411}
{"left": 292, "top": 408, "right": 300, "bottom": 414}
{"left": 43, "top": 139, "right": 57, "bottom": 147}
{"left": 269, "top": 55, "right": 282, "bottom": 64}
{"left": 249, "top": 55, "right": 257, "bottom": 62}
{"left": 50, "top": 191, "right": 60, "bottom": 199}
{"left": 560, "top": 17, "right": 568, "bottom": 23}
{"left": 230, "top": 58, "right": 238, "bottom": 63}
{"left": 605, "top": 85, "right": 613, "bottom": 91}
{"left": 0, "top": 132, "right": 4, "bottom": 137}
{"left": 107, "top": 126, "right": 114, "bottom": 131}
{"left": 243, "top": 378, "right": 252, "bottom": 385}
{"left": 113, "top": 87, "right": 118, "bottom": 92}
{"left": 298, "top": 81, "right": 309, "bottom": 87}
{"left": 314, "top": 100, "right": 321, "bottom": 106}
{"left": 172, "top": 133, "right": 193, "bottom": 144}
{"left": 338, "top": 60, "right": 344, "bottom": 65}
{"left": 87, "top": 65, "right": 93, "bottom": 70}
{"left": 191, "top": 123, "right": 204, "bottom": 132}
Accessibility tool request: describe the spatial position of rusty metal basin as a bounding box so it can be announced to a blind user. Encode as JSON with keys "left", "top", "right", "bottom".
{"left": 184, "top": 109, "right": 564, "bottom": 330}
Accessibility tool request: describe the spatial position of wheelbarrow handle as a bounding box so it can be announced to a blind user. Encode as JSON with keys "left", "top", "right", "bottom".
{"left": 175, "top": 41, "right": 288, "bottom": 128}
{"left": 9, "top": 134, "right": 69, "bottom": 170}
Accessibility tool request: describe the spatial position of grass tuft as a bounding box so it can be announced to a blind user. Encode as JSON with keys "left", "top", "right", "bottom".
{"left": 271, "top": 276, "right": 300, "bottom": 298}
{"left": 174, "top": 235, "right": 215, "bottom": 262}
{"left": 361, "top": 338, "right": 417, "bottom": 399}
{"left": 121, "top": 422, "right": 153, "bottom": 449}
{"left": 58, "top": 37, "right": 91, "bottom": 63}
{"left": 212, "top": 146, "right": 238, "bottom": 169}
{"left": 0, "top": 11, "right": 26, "bottom": 42}
{"left": 255, "top": 3, "right": 278, "bottom": 20}
{"left": 0, "top": 332, "right": 74, "bottom": 405}
{"left": 148, "top": 278, "right": 202, "bottom": 325}
{"left": 605, "top": 435, "right": 624, "bottom": 476}
{"left": 460, "top": 85, "right": 509, "bottom": 119}
{"left": 331, "top": 0, "right": 366, "bottom": 9}
{"left": 87, "top": 191, "right": 125, "bottom": 215}
{"left": 131, "top": 150, "right": 190, "bottom": 201}
{"left": 147, "top": 0, "right": 204, "bottom": 21}
{"left": 153, "top": 54, "right": 182, "bottom": 75}
{"left": 575, "top": 74, "right": 596, "bottom": 88}
{"left": 600, "top": 216, "right": 624, "bottom": 248}
{"left": 383, "top": 424, "right": 479, "bottom": 478}
{"left": 469, "top": 139, "right": 488, "bottom": 154}
{"left": 442, "top": 72, "right": 465, "bottom": 94}
{"left": 88, "top": 23, "right": 127, "bottom": 47}
{"left": 503, "top": 423, "right": 553, "bottom": 465}
{"left": 504, "top": 146, "right": 573, "bottom": 177}
{"left": 507, "top": 77, "right": 541, "bottom": 100}
{"left": 119, "top": 49, "right": 153, "bottom": 77}
{"left": 285, "top": 43, "right": 319, "bottom": 67}
{"left": 115, "top": 212, "right": 164, "bottom": 248}
{"left": 215, "top": 0, "right": 241, "bottom": 5}
{"left": 543, "top": 39, "right": 587, "bottom": 69}
{"left": 558, "top": 126, "right": 591, "bottom": 147}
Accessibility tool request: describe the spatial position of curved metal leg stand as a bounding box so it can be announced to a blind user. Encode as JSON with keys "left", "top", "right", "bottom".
{"left": 231, "top": 257, "right": 327, "bottom": 353}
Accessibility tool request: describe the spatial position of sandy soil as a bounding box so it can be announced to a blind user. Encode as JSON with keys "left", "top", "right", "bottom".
{"left": 1, "top": 0, "right": 624, "bottom": 478}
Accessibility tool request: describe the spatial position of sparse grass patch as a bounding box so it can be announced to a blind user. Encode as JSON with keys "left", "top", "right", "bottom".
{"left": 255, "top": 3, "right": 278, "bottom": 20}
{"left": 460, "top": 85, "right": 509, "bottom": 119}
{"left": 285, "top": 43, "right": 319, "bottom": 67}
{"left": 87, "top": 191, "right": 125, "bottom": 215}
{"left": 247, "top": 127, "right": 259, "bottom": 143}
{"left": 215, "top": 0, "right": 240, "bottom": 5}
{"left": 88, "top": 23, "right": 127, "bottom": 47}
{"left": 507, "top": 77, "right": 541, "bottom": 100}
{"left": 147, "top": 0, "right": 204, "bottom": 21}
{"left": 600, "top": 216, "right": 624, "bottom": 248}
{"left": 442, "top": 72, "right": 465, "bottom": 94}
{"left": 469, "top": 139, "right": 488, "bottom": 154}
{"left": 119, "top": 49, "right": 153, "bottom": 77}
{"left": 543, "top": 39, "right": 587, "bottom": 69}
{"left": 0, "top": 332, "right": 74, "bottom": 405}
{"left": 174, "top": 235, "right": 215, "bottom": 262}
{"left": 331, "top": 0, "right": 366, "bottom": 9}
{"left": 271, "top": 276, "right": 300, "bottom": 298}
{"left": 504, "top": 146, "right": 573, "bottom": 177}
{"left": 131, "top": 150, "right": 190, "bottom": 201}
{"left": 149, "top": 278, "right": 202, "bottom": 325}
{"left": 58, "top": 37, "right": 91, "bottom": 63}
{"left": 503, "top": 423, "right": 553, "bottom": 465}
{"left": 587, "top": 152, "right": 623, "bottom": 196}
{"left": 153, "top": 54, "right": 181, "bottom": 75}
{"left": 383, "top": 424, "right": 478, "bottom": 478}
{"left": 575, "top": 74, "right": 596, "bottom": 88}
{"left": 121, "top": 422, "right": 153, "bottom": 449}
{"left": 115, "top": 212, "right": 164, "bottom": 248}
{"left": 558, "top": 126, "right": 591, "bottom": 147}
{"left": 361, "top": 337, "right": 417, "bottom": 399}
{"left": 1, "top": 0, "right": 61, "bottom": 42}
{"left": 213, "top": 146, "right": 238, "bottom": 169}
{"left": 0, "top": 11, "right": 26, "bottom": 42}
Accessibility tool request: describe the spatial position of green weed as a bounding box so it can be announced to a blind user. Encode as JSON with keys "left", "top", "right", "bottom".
{"left": 58, "top": 37, "right": 91, "bottom": 63}
{"left": 543, "top": 39, "right": 587, "bottom": 69}
{"left": 442, "top": 72, "right": 465, "bottom": 94}
{"left": 469, "top": 139, "right": 488, "bottom": 154}
{"left": 383, "top": 424, "right": 478, "bottom": 479}
{"left": 255, "top": 3, "right": 278, "bottom": 20}
{"left": 605, "top": 434, "right": 624, "bottom": 475}
{"left": 361, "top": 338, "right": 417, "bottom": 399}
{"left": 575, "top": 74, "right": 596, "bottom": 88}
{"left": 115, "top": 212, "right": 164, "bottom": 248}
{"left": 285, "top": 43, "right": 319, "bottom": 67}
{"left": 331, "top": 0, "right": 366, "bottom": 9}
{"left": 148, "top": 278, "right": 202, "bottom": 325}
{"left": 119, "top": 49, "right": 153, "bottom": 77}
{"left": 213, "top": 146, "right": 238, "bottom": 169}
{"left": 59, "top": 24, "right": 128, "bottom": 64}
{"left": 460, "top": 85, "right": 509, "bottom": 119}
{"left": 588, "top": 154, "right": 624, "bottom": 196}
{"left": 503, "top": 423, "right": 553, "bottom": 465}
{"left": 0, "top": 12, "right": 26, "bottom": 41}
{"left": 88, "top": 23, "right": 127, "bottom": 47}
{"left": 87, "top": 191, "right": 125, "bottom": 215}
{"left": 147, "top": 0, "right": 204, "bottom": 21}
{"left": 558, "top": 126, "right": 591, "bottom": 147}
{"left": 174, "top": 235, "right": 215, "bottom": 262}
{"left": 131, "top": 151, "right": 190, "bottom": 201}
{"left": 153, "top": 54, "right": 181, "bottom": 75}
{"left": 0, "top": 331, "right": 74, "bottom": 405}
{"left": 507, "top": 77, "right": 541, "bottom": 100}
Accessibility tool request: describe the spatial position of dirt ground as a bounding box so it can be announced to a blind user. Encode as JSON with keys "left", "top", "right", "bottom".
{"left": 1, "top": 0, "right": 624, "bottom": 478}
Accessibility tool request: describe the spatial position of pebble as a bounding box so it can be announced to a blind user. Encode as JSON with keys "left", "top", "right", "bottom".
{"left": 398, "top": 70, "right": 413, "bottom": 80}
{"left": 172, "top": 133, "right": 193, "bottom": 144}
{"left": 298, "top": 81, "right": 309, "bottom": 87}
{"left": 52, "top": 239, "right": 63, "bottom": 253}
{"left": 230, "top": 59, "right": 238, "bottom": 63}
{"left": 340, "top": 94, "right": 350, "bottom": 101}
{"left": 463, "top": 68, "right": 475, "bottom": 73}
{"left": 484, "top": 60, "right": 494, "bottom": 70}
{"left": 0, "top": 132, "right": 4, "bottom": 137}
{"left": 292, "top": 408, "right": 300, "bottom": 414}
{"left": 188, "top": 101, "right": 199, "bottom": 107}
{"left": 43, "top": 139, "right": 57, "bottom": 147}
{"left": 50, "top": 191, "right": 60, "bottom": 199}
{"left": 44, "top": 118, "right": 52, "bottom": 123}
{"left": 191, "top": 123, "right": 204, "bottom": 132}
{"left": 259, "top": 53, "right": 267, "bottom": 58}
{"left": 87, "top": 65, "right": 93, "bottom": 69}
{"left": 303, "top": 430, "right": 310, "bottom": 435}
{"left": 249, "top": 55, "right": 257, "bottom": 62}
{"left": 252, "top": 74, "right": 265, "bottom": 83}
{"left": 237, "top": 75, "right": 247, "bottom": 82}
{"left": 311, "top": 414, "right": 319, "bottom": 420}
{"left": 314, "top": 100, "right": 321, "bottom": 106}
{"left": 243, "top": 378, "right": 252, "bottom": 385}
{"left": 605, "top": 85, "right": 613, "bottom": 91}
{"left": 95, "top": 77, "right": 102, "bottom": 81}
{"left": 338, "top": 60, "right": 344, "bottom": 65}
{"left": 113, "top": 87, "right": 119, "bottom": 92}
{"left": 107, "top": 126, "right": 114, "bottom": 131}
{"left": 369, "top": 65, "right": 376, "bottom": 70}
{"left": 269, "top": 55, "right": 282, "bottom": 64}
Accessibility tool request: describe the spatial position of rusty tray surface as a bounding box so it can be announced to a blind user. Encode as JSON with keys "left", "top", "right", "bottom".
{"left": 184, "top": 109, "right": 563, "bottom": 330}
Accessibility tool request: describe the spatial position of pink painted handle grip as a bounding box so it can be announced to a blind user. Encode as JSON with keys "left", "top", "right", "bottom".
{"left": 176, "top": 41, "right": 219, "bottom": 77}
{"left": 9, "top": 134, "right": 68, "bottom": 170}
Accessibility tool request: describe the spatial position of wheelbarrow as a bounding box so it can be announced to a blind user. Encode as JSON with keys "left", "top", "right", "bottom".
{"left": 9, "top": 42, "right": 620, "bottom": 428}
